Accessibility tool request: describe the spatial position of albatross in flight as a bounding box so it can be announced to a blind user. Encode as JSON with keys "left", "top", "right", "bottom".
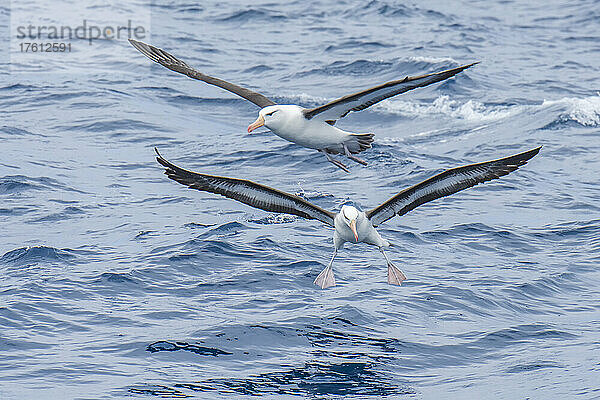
{"left": 130, "top": 39, "right": 477, "bottom": 172}
{"left": 154, "top": 146, "right": 540, "bottom": 288}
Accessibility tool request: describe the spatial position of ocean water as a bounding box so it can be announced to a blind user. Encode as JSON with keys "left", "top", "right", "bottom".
{"left": 1, "top": 0, "right": 600, "bottom": 398}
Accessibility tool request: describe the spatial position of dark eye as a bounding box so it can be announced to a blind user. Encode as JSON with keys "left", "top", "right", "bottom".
{"left": 266, "top": 110, "right": 278, "bottom": 116}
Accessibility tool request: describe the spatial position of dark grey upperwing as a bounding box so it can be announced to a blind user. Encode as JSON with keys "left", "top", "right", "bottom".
{"left": 130, "top": 39, "right": 276, "bottom": 108}
{"left": 303, "top": 63, "right": 478, "bottom": 123}
{"left": 155, "top": 149, "right": 335, "bottom": 226}
{"left": 366, "top": 147, "right": 541, "bottom": 227}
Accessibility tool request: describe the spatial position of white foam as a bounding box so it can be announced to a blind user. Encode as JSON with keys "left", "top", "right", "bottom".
{"left": 256, "top": 214, "right": 296, "bottom": 224}
{"left": 408, "top": 56, "right": 458, "bottom": 64}
{"left": 284, "top": 92, "right": 600, "bottom": 128}
{"left": 283, "top": 92, "right": 328, "bottom": 105}
{"left": 287, "top": 93, "right": 519, "bottom": 123}
{"left": 374, "top": 95, "right": 518, "bottom": 123}
{"left": 542, "top": 94, "right": 600, "bottom": 127}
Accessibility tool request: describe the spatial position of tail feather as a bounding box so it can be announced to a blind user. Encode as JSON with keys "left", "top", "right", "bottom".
{"left": 346, "top": 133, "right": 375, "bottom": 154}
{"left": 323, "top": 133, "right": 375, "bottom": 155}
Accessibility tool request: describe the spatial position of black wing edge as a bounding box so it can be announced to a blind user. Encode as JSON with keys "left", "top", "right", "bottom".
{"left": 366, "top": 146, "right": 541, "bottom": 226}
{"left": 154, "top": 148, "right": 336, "bottom": 226}
{"left": 130, "top": 39, "right": 276, "bottom": 108}
{"left": 303, "top": 62, "right": 479, "bottom": 121}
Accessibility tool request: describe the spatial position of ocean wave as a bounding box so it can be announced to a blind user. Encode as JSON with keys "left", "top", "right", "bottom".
{"left": 276, "top": 93, "right": 329, "bottom": 107}
{"left": 130, "top": 319, "right": 576, "bottom": 397}
{"left": 249, "top": 214, "right": 296, "bottom": 225}
{"left": 147, "top": 341, "right": 231, "bottom": 356}
{"left": 135, "top": 321, "right": 409, "bottom": 397}
{"left": 242, "top": 64, "right": 274, "bottom": 74}
{"left": 0, "top": 175, "right": 85, "bottom": 195}
{"left": 408, "top": 55, "right": 460, "bottom": 64}
{"left": 163, "top": 94, "right": 247, "bottom": 108}
{"left": 541, "top": 94, "right": 600, "bottom": 127}
{"left": 150, "top": 2, "right": 204, "bottom": 13}
{"left": 62, "top": 118, "right": 162, "bottom": 133}
{"left": 0, "top": 126, "right": 44, "bottom": 137}
{"left": 296, "top": 59, "right": 395, "bottom": 77}
{"left": 353, "top": 0, "right": 414, "bottom": 18}
{"left": 0, "top": 206, "right": 32, "bottom": 216}
{"left": 375, "top": 95, "right": 519, "bottom": 122}
{"left": 183, "top": 222, "right": 216, "bottom": 229}
{"left": 215, "top": 8, "right": 287, "bottom": 23}
{"left": 203, "top": 221, "right": 249, "bottom": 235}
{"left": 94, "top": 272, "right": 139, "bottom": 285}
{"left": 134, "top": 230, "right": 157, "bottom": 240}
{"left": 155, "top": 236, "right": 265, "bottom": 262}
{"left": 0, "top": 246, "right": 77, "bottom": 265}
{"left": 134, "top": 361, "right": 410, "bottom": 396}
{"left": 325, "top": 40, "right": 394, "bottom": 52}
{"left": 0, "top": 177, "right": 40, "bottom": 194}
{"left": 286, "top": 92, "right": 599, "bottom": 129}
{"left": 29, "top": 206, "right": 86, "bottom": 223}
{"left": 0, "top": 83, "right": 38, "bottom": 92}
{"left": 505, "top": 361, "right": 562, "bottom": 374}
{"left": 532, "top": 219, "right": 600, "bottom": 239}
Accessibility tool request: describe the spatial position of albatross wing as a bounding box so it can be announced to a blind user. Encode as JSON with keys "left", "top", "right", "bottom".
{"left": 366, "top": 147, "right": 541, "bottom": 226}
{"left": 155, "top": 149, "right": 335, "bottom": 226}
{"left": 303, "top": 63, "right": 478, "bottom": 123}
{"left": 130, "top": 39, "right": 277, "bottom": 108}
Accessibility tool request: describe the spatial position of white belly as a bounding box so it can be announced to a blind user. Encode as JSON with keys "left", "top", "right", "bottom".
{"left": 271, "top": 118, "right": 349, "bottom": 150}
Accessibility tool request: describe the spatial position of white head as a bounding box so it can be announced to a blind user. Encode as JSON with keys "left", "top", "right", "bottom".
{"left": 341, "top": 205, "right": 360, "bottom": 242}
{"left": 247, "top": 105, "right": 301, "bottom": 133}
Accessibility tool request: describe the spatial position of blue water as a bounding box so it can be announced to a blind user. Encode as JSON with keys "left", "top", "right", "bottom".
{"left": 1, "top": 0, "right": 600, "bottom": 398}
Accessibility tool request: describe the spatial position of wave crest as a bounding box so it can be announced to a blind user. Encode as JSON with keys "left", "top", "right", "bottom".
{"left": 376, "top": 95, "right": 517, "bottom": 122}
{"left": 1, "top": 246, "right": 77, "bottom": 265}
{"left": 542, "top": 94, "right": 600, "bottom": 127}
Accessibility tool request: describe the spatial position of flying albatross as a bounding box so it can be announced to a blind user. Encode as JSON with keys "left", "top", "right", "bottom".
{"left": 130, "top": 39, "right": 477, "bottom": 172}
{"left": 154, "top": 146, "right": 540, "bottom": 288}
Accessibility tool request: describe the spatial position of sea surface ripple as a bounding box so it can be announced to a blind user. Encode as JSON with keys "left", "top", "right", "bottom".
{"left": 1, "top": 0, "right": 599, "bottom": 399}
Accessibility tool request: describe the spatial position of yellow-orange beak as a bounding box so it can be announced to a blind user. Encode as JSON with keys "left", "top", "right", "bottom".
{"left": 247, "top": 115, "right": 265, "bottom": 133}
{"left": 350, "top": 219, "right": 358, "bottom": 242}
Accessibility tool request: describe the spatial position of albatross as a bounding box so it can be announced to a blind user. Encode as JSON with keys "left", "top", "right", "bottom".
{"left": 154, "top": 146, "right": 540, "bottom": 288}
{"left": 130, "top": 39, "right": 477, "bottom": 172}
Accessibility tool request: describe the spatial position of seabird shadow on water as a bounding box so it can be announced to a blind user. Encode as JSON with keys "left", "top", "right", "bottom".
{"left": 127, "top": 317, "right": 577, "bottom": 397}
{"left": 128, "top": 361, "right": 411, "bottom": 397}
{"left": 130, "top": 320, "right": 415, "bottom": 397}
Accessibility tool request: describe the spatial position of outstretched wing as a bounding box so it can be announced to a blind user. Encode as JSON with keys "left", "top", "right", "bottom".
{"left": 155, "top": 149, "right": 335, "bottom": 226}
{"left": 366, "top": 147, "right": 541, "bottom": 227}
{"left": 130, "top": 39, "right": 276, "bottom": 108}
{"left": 303, "top": 63, "right": 478, "bottom": 122}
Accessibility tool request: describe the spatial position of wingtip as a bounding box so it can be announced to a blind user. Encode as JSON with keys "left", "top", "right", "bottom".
{"left": 529, "top": 145, "right": 542, "bottom": 157}
{"left": 128, "top": 38, "right": 144, "bottom": 48}
{"left": 129, "top": 38, "right": 146, "bottom": 53}
{"left": 154, "top": 147, "right": 169, "bottom": 168}
{"left": 512, "top": 145, "right": 542, "bottom": 164}
{"left": 436, "top": 61, "right": 479, "bottom": 78}
{"left": 460, "top": 61, "right": 480, "bottom": 70}
{"left": 527, "top": 145, "right": 542, "bottom": 155}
